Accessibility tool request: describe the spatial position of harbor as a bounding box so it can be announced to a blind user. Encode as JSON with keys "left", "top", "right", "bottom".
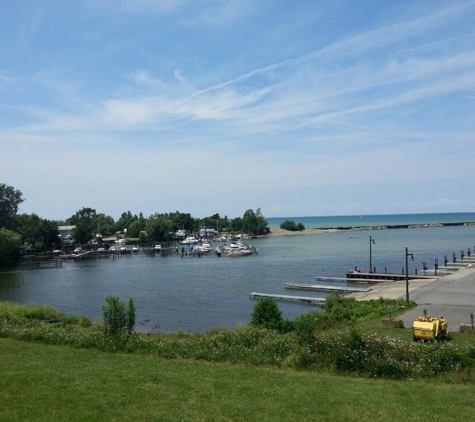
{"left": 2, "top": 216, "right": 475, "bottom": 333}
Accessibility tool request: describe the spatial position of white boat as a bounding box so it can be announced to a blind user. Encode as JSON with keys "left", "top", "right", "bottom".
{"left": 190, "top": 243, "right": 212, "bottom": 255}
{"left": 179, "top": 235, "right": 200, "bottom": 245}
{"left": 228, "top": 249, "right": 253, "bottom": 257}
{"left": 154, "top": 244, "right": 162, "bottom": 252}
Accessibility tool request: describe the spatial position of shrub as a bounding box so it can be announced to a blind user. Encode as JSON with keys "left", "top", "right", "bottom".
{"left": 250, "top": 297, "right": 283, "bottom": 329}
{"left": 280, "top": 220, "right": 305, "bottom": 231}
{"left": 102, "top": 296, "right": 135, "bottom": 344}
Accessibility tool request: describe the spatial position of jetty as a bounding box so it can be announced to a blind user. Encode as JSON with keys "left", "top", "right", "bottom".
{"left": 249, "top": 292, "right": 324, "bottom": 305}
{"left": 285, "top": 282, "right": 370, "bottom": 293}
{"left": 346, "top": 271, "right": 435, "bottom": 282}
{"left": 18, "top": 260, "right": 63, "bottom": 269}
{"left": 316, "top": 276, "right": 395, "bottom": 284}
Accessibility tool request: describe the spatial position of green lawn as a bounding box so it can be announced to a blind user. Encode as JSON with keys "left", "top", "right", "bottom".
{"left": 1, "top": 338, "right": 475, "bottom": 422}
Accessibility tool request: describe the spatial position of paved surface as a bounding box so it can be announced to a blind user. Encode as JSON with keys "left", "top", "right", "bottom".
{"left": 399, "top": 266, "right": 475, "bottom": 332}
{"left": 346, "top": 264, "right": 475, "bottom": 332}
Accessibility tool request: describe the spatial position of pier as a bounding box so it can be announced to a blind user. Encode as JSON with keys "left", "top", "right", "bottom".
{"left": 18, "top": 260, "right": 63, "bottom": 269}
{"left": 249, "top": 292, "right": 324, "bottom": 305}
{"left": 346, "top": 271, "right": 435, "bottom": 282}
{"left": 316, "top": 276, "right": 395, "bottom": 284}
{"left": 285, "top": 282, "right": 371, "bottom": 293}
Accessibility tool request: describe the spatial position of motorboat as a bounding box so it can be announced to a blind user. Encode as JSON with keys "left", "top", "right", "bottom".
{"left": 179, "top": 235, "right": 200, "bottom": 245}
{"left": 228, "top": 249, "right": 253, "bottom": 257}
{"left": 189, "top": 243, "right": 212, "bottom": 255}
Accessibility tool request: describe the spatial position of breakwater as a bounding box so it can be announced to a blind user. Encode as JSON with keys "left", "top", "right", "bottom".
{"left": 332, "top": 221, "right": 475, "bottom": 232}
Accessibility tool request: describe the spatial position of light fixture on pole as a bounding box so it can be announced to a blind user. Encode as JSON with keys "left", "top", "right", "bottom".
{"left": 405, "top": 247, "right": 415, "bottom": 305}
{"left": 369, "top": 236, "right": 375, "bottom": 273}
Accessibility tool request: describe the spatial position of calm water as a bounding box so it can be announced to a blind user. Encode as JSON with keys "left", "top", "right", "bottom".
{"left": 266, "top": 212, "right": 475, "bottom": 229}
{"left": 1, "top": 213, "right": 474, "bottom": 333}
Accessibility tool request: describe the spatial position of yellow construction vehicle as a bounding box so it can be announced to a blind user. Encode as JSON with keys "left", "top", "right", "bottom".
{"left": 412, "top": 316, "right": 449, "bottom": 342}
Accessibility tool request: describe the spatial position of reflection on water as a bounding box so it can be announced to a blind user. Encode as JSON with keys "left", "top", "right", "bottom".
{"left": 1, "top": 225, "right": 474, "bottom": 333}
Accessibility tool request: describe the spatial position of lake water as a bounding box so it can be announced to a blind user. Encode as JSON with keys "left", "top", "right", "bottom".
{"left": 1, "top": 213, "right": 475, "bottom": 333}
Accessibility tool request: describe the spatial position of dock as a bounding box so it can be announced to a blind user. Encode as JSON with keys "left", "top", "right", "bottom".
{"left": 285, "top": 282, "right": 371, "bottom": 293}
{"left": 346, "top": 271, "right": 436, "bottom": 282}
{"left": 18, "top": 260, "right": 63, "bottom": 269}
{"left": 249, "top": 292, "right": 324, "bottom": 305}
{"left": 316, "top": 276, "right": 395, "bottom": 284}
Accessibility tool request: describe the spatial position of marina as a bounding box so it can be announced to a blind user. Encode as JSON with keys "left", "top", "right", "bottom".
{"left": 1, "top": 213, "right": 475, "bottom": 333}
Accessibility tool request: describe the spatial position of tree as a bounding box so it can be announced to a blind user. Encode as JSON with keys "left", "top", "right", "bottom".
{"left": 127, "top": 219, "right": 146, "bottom": 238}
{"left": 115, "top": 211, "right": 137, "bottom": 234}
{"left": 280, "top": 220, "right": 305, "bottom": 231}
{"left": 68, "top": 208, "right": 97, "bottom": 247}
{"left": 242, "top": 208, "right": 269, "bottom": 235}
{"left": 170, "top": 212, "right": 195, "bottom": 233}
{"left": 0, "top": 228, "right": 22, "bottom": 267}
{"left": 0, "top": 183, "right": 24, "bottom": 229}
{"left": 14, "top": 214, "right": 60, "bottom": 251}
{"left": 102, "top": 296, "right": 136, "bottom": 343}
{"left": 228, "top": 216, "right": 243, "bottom": 233}
{"left": 250, "top": 297, "right": 283, "bottom": 328}
{"left": 94, "top": 213, "right": 116, "bottom": 236}
{"left": 146, "top": 217, "right": 172, "bottom": 242}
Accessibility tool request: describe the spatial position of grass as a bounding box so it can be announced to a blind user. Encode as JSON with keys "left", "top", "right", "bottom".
{"left": 2, "top": 338, "right": 475, "bottom": 422}
{"left": 2, "top": 298, "right": 475, "bottom": 420}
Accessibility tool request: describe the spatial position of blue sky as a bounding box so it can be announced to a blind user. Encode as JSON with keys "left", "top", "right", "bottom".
{"left": 1, "top": 1, "right": 475, "bottom": 221}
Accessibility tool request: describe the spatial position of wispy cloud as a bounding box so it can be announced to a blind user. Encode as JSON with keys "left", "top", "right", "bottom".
{"left": 2, "top": 1, "right": 475, "bottom": 218}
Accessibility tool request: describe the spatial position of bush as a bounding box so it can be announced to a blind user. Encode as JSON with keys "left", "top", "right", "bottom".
{"left": 279, "top": 220, "right": 305, "bottom": 231}
{"left": 250, "top": 297, "right": 283, "bottom": 328}
{"left": 102, "top": 296, "right": 135, "bottom": 344}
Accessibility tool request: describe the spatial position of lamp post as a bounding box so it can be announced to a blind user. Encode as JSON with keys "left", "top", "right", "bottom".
{"left": 369, "top": 236, "right": 375, "bottom": 273}
{"left": 405, "top": 247, "right": 414, "bottom": 305}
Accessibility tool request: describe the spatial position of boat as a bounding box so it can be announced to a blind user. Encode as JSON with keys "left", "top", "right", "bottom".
{"left": 189, "top": 243, "right": 212, "bottom": 255}
{"left": 179, "top": 235, "right": 200, "bottom": 245}
{"left": 228, "top": 249, "right": 253, "bottom": 257}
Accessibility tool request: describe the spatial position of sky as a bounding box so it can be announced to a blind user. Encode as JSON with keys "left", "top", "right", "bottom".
{"left": 1, "top": 1, "right": 475, "bottom": 221}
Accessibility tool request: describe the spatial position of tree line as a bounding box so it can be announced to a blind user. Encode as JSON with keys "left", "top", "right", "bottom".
{"left": 0, "top": 183, "right": 269, "bottom": 267}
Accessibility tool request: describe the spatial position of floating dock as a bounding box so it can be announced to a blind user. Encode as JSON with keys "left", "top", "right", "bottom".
{"left": 285, "top": 282, "right": 371, "bottom": 293}
{"left": 249, "top": 292, "right": 324, "bottom": 305}
{"left": 18, "top": 260, "right": 63, "bottom": 269}
{"left": 345, "top": 271, "right": 435, "bottom": 282}
{"left": 316, "top": 276, "right": 395, "bottom": 284}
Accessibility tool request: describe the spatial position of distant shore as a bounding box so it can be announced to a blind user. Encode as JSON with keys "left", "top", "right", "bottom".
{"left": 267, "top": 227, "right": 341, "bottom": 236}
{"left": 268, "top": 221, "right": 475, "bottom": 237}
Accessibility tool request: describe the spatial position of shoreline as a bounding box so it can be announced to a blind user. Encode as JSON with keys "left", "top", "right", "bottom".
{"left": 267, "top": 221, "right": 475, "bottom": 237}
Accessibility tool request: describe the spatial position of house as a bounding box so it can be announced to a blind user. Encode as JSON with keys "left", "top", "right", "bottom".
{"left": 58, "top": 225, "right": 75, "bottom": 243}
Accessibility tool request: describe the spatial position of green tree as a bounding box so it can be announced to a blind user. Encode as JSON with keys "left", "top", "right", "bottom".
{"left": 127, "top": 219, "right": 146, "bottom": 238}
{"left": 0, "top": 183, "right": 23, "bottom": 229}
{"left": 146, "top": 217, "right": 172, "bottom": 242}
{"left": 200, "top": 213, "right": 229, "bottom": 232}
{"left": 102, "top": 296, "right": 136, "bottom": 343}
{"left": 68, "top": 208, "right": 97, "bottom": 247}
{"left": 242, "top": 208, "right": 269, "bottom": 235}
{"left": 170, "top": 211, "right": 195, "bottom": 233}
{"left": 10, "top": 214, "right": 59, "bottom": 251}
{"left": 94, "top": 213, "right": 116, "bottom": 236}
{"left": 228, "top": 216, "right": 243, "bottom": 233}
{"left": 0, "top": 228, "right": 22, "bottom": 267}
{"left": 280, "top": 220, "right": 305, "bottom": 231}
{"left": 250, "top": 297, "right": 283, "bottom": 328}
{"left": 115, "top": 211, "right": 138, "bottom": 234}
